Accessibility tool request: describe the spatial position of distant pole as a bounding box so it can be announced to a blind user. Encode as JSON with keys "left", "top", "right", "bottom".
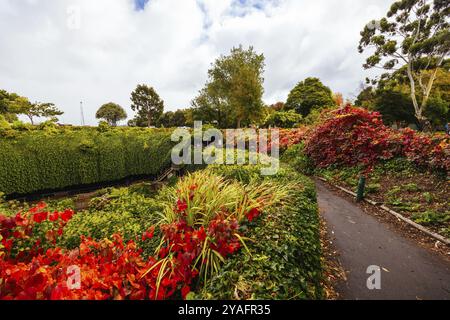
{"left": 80, "top": 101, "right": 85, "bottom": 126}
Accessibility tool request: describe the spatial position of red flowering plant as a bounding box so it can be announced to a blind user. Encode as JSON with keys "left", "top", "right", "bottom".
{"left": 0, "top": 171, "right": 288, "bottom": 300}
{"left": 0, "top": 233, "right": 163, "bottom": 300}
{"left": 0, "top": 202, "right": 75, "bottom": 262}
{"left": 145, "top": 171, "right": 288, "bottom": 298}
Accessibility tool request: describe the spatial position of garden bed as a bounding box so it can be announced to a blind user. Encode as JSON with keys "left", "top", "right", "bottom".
{"left": 0, "top": 165, "right": 323, "bottom": 300}
{"left": 315, "top": 159, "right": 450, "bottom": 238}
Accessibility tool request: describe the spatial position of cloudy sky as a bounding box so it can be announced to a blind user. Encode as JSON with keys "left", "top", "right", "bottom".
{"left": 0, "top": 0, "right": 393, "bottom": 125}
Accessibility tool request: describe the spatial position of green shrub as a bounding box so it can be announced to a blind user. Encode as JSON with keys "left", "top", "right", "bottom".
{"left": 61, "top": 186, "right": 163, "bottom": 256}
{"left": 198, "top": 167, "right": 322, "bottom": 300}
{"left": 281, "top": 143, "right": 315, "bottom": 175}
{"left": 0, "top": 128, "right": 175, "bottom": 195}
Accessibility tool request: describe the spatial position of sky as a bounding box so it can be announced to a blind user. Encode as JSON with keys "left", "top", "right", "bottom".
{"left": 0, "top": 0, "right": 394, "bottom": 125}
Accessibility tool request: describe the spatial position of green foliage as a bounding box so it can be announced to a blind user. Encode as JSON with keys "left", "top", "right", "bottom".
{"left": 191, "top": 45, "right": 265, "bottom": 128}
{"left": 358, "top": 0, "right": 450, "bottom": 122}
{"left": 157, "top": 109, "right": 188, "bottom": 128}
{"left": 198, "top": 168, "right": 322, "bottom": 300}
{"left": 263, "top": 110, "right": 303, "bottom": 128}
{"left": 61, "top": 186, "right": 163, "bottom": 255}
{"left": 412, "top": 210, "right": 450, "bottom": 226}
{"left": 356, "top": 68, "right": 450, "bottom": 128}
{"left": 0, "top": 127, "right": 174, "bottom": 195}
{"left": 96, "top": 102, "right": 127, "bottom": 126}
{"left": 281, "top": 143, "right": 315, "bottom": 175}
{"left": 285, "top": 77, "right": 336, "bottom": 117}
{"left": 130, "top": 84, "right": 165, "bottom": 127}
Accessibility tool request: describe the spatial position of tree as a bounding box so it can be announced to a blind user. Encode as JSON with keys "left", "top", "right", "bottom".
{"left": 263, "top": 110, "right": 303, "bottom": 128}
{"left": 0, "top": 90, "right": 19, "bottom": 122}
{"left": 130, "top": 85, "right": 164, "bottom": 127}
{"left": 269, "top": 102, "right": 285, "bottom": 111}
{"left": 157, "top": 109, "right": 187, "bottom": 127}
{"left": 9, "top": 98, "right": 63, "bottom": 125}
{"left": 333, "top": 92, "right": 344, "bottom": 106}
{"left": 191, "top": 45, "right": 265, "bottom": 128}
{"left": 359, "top": 0, "right": 450, "bottom": 126}
{"left": 284, "top": 77, "right": 336, "bottom": 116}
{"left": 96, "top": 103, "right": 127, "bottom": 126}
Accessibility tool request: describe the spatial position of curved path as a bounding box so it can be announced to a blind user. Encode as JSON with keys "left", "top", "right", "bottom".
{"left": 316, "top": 180, "right": 450, "bottom": 300}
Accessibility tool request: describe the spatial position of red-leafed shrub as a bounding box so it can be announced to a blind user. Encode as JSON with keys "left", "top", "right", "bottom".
{"left": 302, "top": 106, "right": 449, "bottom": 174}
{"left": 0, "top": 203, "right": 76, "bottom": 262}
{"left": 304, "top": 106, "right": 400, "bottom": 172}
{"left": 401, "top": 128, "right": 449, "bottom": 173}
{"left": 262, "top": 128, "right": 308, "bottom": 153}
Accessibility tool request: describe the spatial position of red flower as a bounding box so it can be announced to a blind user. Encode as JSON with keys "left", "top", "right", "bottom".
{"left": 3, "top": 238, "right": 13, "bottom": 252}
{"left": 60, "top": 209, "right": 74, "bottom": 222}
{"left": 142, "top": 226, "right": 155, "bottom": 241}
{"left": 49, "top": 212, "right": 59, "bottom": 222}
{"left": 33, "top": 212, "right": 48, "bottom": 223}
{"left": 246, "top": 208, "right": 260, "bottom": 222}
{"left": 193, "top": 227, "right": 206, "bottom": 242}
{"left": 176, "top": 200, "right": 188, "bottom": 213}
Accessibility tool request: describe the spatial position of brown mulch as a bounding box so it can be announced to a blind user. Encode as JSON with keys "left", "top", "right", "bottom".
{"left": 319, "top": 216, "right": 346, "bottom": 300}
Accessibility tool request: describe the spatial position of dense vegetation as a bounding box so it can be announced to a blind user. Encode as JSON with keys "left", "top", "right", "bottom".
{"left": 0, "top": 165, "right": 323, "bottom": 300}
{"left": 0, "top": 126, "right": 174, "bottom": 195}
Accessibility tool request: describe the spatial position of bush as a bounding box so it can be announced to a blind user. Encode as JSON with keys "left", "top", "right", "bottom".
{"left": 281, "top": 143, "right": 315, "bottom": 175}
{"left": 305, "top": 106, "right": 399, "bottom": 172}
{"left": 303, "top": 106, "right": 449, "bottom": 175}
{"left": 198, "top": 167, "right": 323, "bottom": 300}
{"left": 0, "top": 127, "right": 175, "bottom": 195}
{"left": 264, "top": 110, "right": 303, "bottom": 128}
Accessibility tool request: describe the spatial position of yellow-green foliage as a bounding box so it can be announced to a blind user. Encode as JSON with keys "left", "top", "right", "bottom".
{"left": 0, "top": 127, "right": 175, "bottom": 195}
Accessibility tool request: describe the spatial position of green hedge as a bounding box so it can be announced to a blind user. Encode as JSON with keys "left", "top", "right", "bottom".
{"left": 199, "top": 165, "right": 323, "bottom": 300}
{"left": 0, "top": 127, "right": 175, "bottom": 195}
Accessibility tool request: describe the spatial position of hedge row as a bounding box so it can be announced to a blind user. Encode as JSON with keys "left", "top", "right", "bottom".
{"left": 199, "top": 165, "right": 323, "bottom": 300}
{"left": 0, "top": 127, "right": 175, "bottom": 195}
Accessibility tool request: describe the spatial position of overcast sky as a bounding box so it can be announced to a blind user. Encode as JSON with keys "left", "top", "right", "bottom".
{"left": 0, "top": 0, "right": 394, "bottom": 125}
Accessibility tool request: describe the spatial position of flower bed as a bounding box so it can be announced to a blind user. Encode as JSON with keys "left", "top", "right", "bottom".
{"left": 0, "top": 166, "right": 322, "bottom": 300}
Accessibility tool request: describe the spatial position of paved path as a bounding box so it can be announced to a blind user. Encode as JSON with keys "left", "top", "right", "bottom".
{"left": 316, "top": 180, "right": 450, "bottom": 300}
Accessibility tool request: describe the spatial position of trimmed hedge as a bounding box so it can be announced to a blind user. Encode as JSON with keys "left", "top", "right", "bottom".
{"left": 0, "top": 127, "right": 175, "bottom": 195}
{"left": 199, "top": 165, "right": 323, "bottom": 300}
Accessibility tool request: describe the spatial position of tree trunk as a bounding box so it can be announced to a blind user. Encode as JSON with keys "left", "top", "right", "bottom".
{"left": 28, "top": 115, "right": 34, "bottom": 125}
{"left": 237, "top": 118, "right": 242, "bottom": 129}
{"left": 147, "top": 113, "right": 152, "bottom": 128}
{"left": 420, "top": 59, "right": 443, "bottom": 116}
{"left": 406, "top": 59, "right": 423, "bottom": 123}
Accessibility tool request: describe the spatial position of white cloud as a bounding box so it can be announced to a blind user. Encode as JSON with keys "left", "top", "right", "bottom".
{"left": 0, "top": 0, "right": 393, "bottom": 125}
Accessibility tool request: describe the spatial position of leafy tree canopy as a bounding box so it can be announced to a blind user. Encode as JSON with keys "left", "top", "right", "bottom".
{"left": 284, "top": 77, "right": 336, "bottom": 116}
{"left": 96, "top": 103, "right": 127, "bottom": 126}
{"left": 263, "top": 110, "right": 303, "bottom": 128}
{"left": 359, "top": 0, "right": 450, "bottom": 124}
{"left": 191, "top": 45, "right": 265, "bottom": 128}
{"left": 130, "top": 84, "right": 164, "bottom": 127}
